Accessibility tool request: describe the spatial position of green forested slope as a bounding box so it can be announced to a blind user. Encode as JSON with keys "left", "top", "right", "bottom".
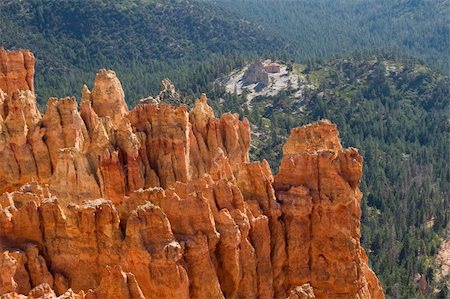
{"left": 307, "top": 57, "right": 449, "bottom": 298}
{"left": 2, "top": 0, "right": 447, "bottom": 109}
{"left": 0, "top": 0, "right": 288, "bottom": 106}
{"left": 210, "top": 0, "right": 450, "bottom": 73}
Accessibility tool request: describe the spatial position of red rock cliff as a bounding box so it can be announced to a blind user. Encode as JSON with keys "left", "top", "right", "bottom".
{"left": 0, "top": 49, "right": 384, "bottom": 299}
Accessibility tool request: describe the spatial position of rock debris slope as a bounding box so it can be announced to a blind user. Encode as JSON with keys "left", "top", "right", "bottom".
{"left": 0, "top": 49, "right": 384, "bottom": 299}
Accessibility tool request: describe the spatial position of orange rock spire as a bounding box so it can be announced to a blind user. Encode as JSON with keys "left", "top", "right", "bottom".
{"left": 0, "top": 49, "right": 384, "bottom": 299}
{"left": 0, "top": 48, "right": 35, "bottom": 95}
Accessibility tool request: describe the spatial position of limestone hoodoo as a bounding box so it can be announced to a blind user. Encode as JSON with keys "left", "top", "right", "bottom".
{"left": 0, "top": 49, "right": 384, "bottom": 299}
{"left": 0, "top": 48, "right": 35, "bottom": 95}
{"left": 273, "top": 120, "right": 384, "bottom": 298}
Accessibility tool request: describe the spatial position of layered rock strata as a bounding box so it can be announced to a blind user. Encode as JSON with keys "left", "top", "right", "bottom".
{"left": 0, "top": 49, "right": 384, "bottom": 299}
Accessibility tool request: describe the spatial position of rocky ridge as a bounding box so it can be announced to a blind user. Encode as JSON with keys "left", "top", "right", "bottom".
{"left": 0, "top": 49, "right": 384, "bottom": 299}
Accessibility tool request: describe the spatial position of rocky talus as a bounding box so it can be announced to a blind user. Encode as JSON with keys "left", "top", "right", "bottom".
{"left": 0, "top": 49, "right": 384, "bottom": 299}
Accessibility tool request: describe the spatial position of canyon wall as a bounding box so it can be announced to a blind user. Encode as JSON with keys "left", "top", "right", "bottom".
{"left": 0, "top": 49, "right": 384, "bottom": 299}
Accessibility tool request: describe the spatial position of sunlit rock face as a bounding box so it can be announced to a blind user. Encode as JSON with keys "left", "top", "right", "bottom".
{"left": 0, "top": 48, "right": 35, "bottom": 95}
{"left": 0, "top": 49, "right": 384, "bottom": 299}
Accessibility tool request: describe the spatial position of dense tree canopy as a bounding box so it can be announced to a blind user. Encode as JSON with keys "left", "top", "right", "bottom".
{"left": 211, "top": 0, "right": 449, "bottom": 73}
{"left": 0, "top": 0, "right": 287, "bottom": 105}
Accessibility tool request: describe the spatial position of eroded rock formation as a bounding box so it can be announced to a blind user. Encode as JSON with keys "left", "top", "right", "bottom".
{"left": 243, "top": 61, "right": 269, "bottom": 88}
{"left": 0, "top": 49, "right": 384, "bottom": 299}
{"left": 0, "top": 48, "right": 35, "bottom": 95}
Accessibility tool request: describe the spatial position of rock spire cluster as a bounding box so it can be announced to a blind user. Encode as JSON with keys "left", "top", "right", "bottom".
{"left": 0, "top": 49, "right": 384, "bottom": 299}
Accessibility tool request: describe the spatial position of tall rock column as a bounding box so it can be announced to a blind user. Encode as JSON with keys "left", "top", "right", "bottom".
{"left": 189, "top": 94, "right": 250, "bottom": 179}
{"left": 90, "top": 69, "right": 129, "bottom": 127}
{"left": 274, "top": 120, "right": 384, "bottom": 299}
{"left": 128, "top": 103, "right": 191, "bottom": 188}
{"left": 0, "top": 48, "right": 35, "bottom": 95}
{"left": 0, "top": 49, "right": 40, "bottom": 192}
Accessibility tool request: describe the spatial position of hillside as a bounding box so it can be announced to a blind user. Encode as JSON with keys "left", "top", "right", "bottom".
{"left": 0, "top": 0, "right": 289, "bottom": 106}
{"left": 2, "top": 0, "right": 447, "bottom": 110}
{"left": 213, "top": 54, "right": 450, "bottom": 298}
{"left": 210, "top": 0, "right": 449, "bottom": 73}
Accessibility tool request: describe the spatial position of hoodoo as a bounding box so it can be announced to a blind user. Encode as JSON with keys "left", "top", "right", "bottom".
{"left": 0, "top": 49, "right": 384, "bottom": 299}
